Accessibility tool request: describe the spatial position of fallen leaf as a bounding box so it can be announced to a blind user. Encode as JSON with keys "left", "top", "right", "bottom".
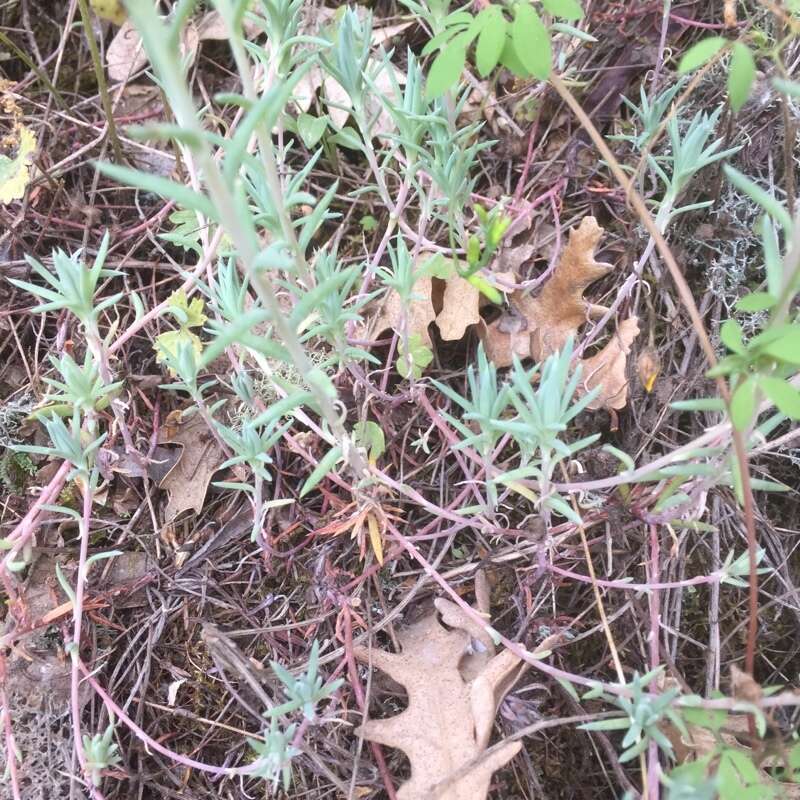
{"left": 364, "top": 256, "right": 484, "bottom": 351}
{"left": 354, "top": 596, "right": 525, "bottom": 800}
{"left": 323, "top": 63, "right": 405, "bottom": 135}
{"left": 724, "top": 0, "right": 737, "bottom": 27}
{"left": 636, "top": 346, "right": 661, "bottom": 393}
{"left": 481, "top": 217, "right": 640, "bottom": 410}
{"left": 293, "top": 8, "right": 411, "bottom": 127}
{"left": 90, "top": 0, "right": 125, "bottom": 25}
{"left": 157, "top": 410, "right": 225, "bottom": 522}
{"left": 106, "top": 20, "right": 148, "bottom": 82}
{"left": 436, "top": 275, "right": 481, "bottom": 341}
{"left": 479, "top": 307, "right": 531, "bottom": 365}
{"left": 730, "top": 665, "right": 763, "bottom": 705}
{"left": 580, "top": 316, "right": 640, "bottom": 411}
{"left": 522, "top": 216, "right": 613, "bottom": 360}
{"left": 107, "top": 12, "right": 260, "bottom": 82}
{"left": 481, "top": 217, "right": 612, "bottom": 365}
{"left": 371, "top": 274, "right": 436, "bottom": 346}
{"left": 496, "top": 242, "right": 536, "bottom": 273}
{"left": 0, "top": 125, "right": 36, "bottom": 204}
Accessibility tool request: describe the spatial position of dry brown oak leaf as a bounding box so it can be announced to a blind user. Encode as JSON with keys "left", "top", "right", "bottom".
{"left": 580, "top": 315, "right": 640, "bottom": 411}
{"left": 157, "top": 410, "right": 226, "bottom": 523}
{"left": 367, "top": 268, "right": 482, "bottom": 346}
{"left": 354, "top": 598, "right": 526, "bottom": 800}
{"left": 481, "top": 216, "right": 640, "bottom": 411}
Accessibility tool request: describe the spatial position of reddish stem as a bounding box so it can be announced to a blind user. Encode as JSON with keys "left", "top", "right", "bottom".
{"left": 342, "top": 606, "right": 398, "bottom": 800}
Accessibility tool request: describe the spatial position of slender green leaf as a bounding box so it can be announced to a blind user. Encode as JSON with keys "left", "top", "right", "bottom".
{"left": 758, "top": 376, "right": 800, "bottom": 419}
{"left": 329, "top": 127, "right": 364, "bottom": 151}
{"left": 579, "top": 718, "right": 630, "bottom": 732}
{"left": 542, "top": 0, "right": 584, "bottom": 20}
{"left": 300, "top": 445, "right": 342, "bottom": 497}
{"left": 551, "top": 22, "right": 597, "bottom": 41}
{"left": 730, "top": 376, "right": 757, "bottom": 430}
{"left": 728, "top": 42, "right": 756, "bottom": 112}
{"left": 512, "top": 4, "right": 551, "bottom": 80}
{"left": 671, "top": 398, "right": 727, "bottom": 412}
{"left": 678, "top": 37, "right": 726, "bottom": 73}
{"left": 475, "top": 7, "right": 507, "bottom": 77}
{"left": 773, "top": 76, "right": 800, "bottom": 97}
{"left": 426, "top": 43, "right": 467, "bottom": 99}
{"left": 95, "top": 162, "right": 217, "bottom": 220}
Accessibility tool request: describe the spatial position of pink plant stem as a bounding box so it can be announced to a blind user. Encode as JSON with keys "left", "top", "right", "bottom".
{"left": 1, "top": 677, "right": 21, "bottom": 800}
{"left": 68, "top": 478, "right": 107, "bottom": 800}
{"left": 513, "top": 112, "right": 541, "bottom": 205}
{"left": 417, "top": 390, "right": 487, "bottom": 509}
{"left": 647, "top": 523, "right": 660, "bottom": 800}
{"left": 549, "top": 564, "right": 718, "bottom": 592}
{"left": 2, "top": 459, "right": 71, "bottom": 572}
{"left": 78, "top": 662, "right": 262, "bottom": 777}
{"left": 668, "top": 13, "right": 733, "bottom": 29}
{"left": 350, "top": 177, "right": 412, "bottom": 331}
{"left": 342, "top": 607, "right": 398, "bottom": 800}
{"left": 385, "top": 519, "right": 624, "bottom": 693}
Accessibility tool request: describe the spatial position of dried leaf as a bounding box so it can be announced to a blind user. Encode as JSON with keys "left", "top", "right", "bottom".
{"left": 106, "top": 20, "right": 148, "bottom": 82}
{"left": 580, "top": 316, "right": 640, "bottom": 411}
{"left": 436, "top": 276, "right": 481, "bottom": 341}
{"left": 636, "top": 346, "right": 661, "bottom": 393}
{"left": 293, "top": 11, "right": 411, "bottom": 123}
{"left": 323, "top": 63, "right": 405, "bottom": 135}
{"left": 481, "top": 217, "right": 640, "bottom": 411}
{"left": 479, "top": 309, "right": 531, "bottom": 366}
{"left": 157, "top": 410, "right": 225, "bottom": 522}
{"left": 0, "top": 124, "right": 36, "bottom": 204}
{"left": 372, "top": 274, "right": 436, "bottom": 346}
{"left": 496, "top": 242, "right": 536, "bottom": 273}
{"left": 354, "top": 597, "right": 525, "bottom": 800}
{"left": 521, "top": 216, "right": 613, "bottom": 360}
{"left": 107, "top": 12, "right": 260, "bottom": 82}
{"left": 364, "top": 255, "right": 484, "bottom": 354}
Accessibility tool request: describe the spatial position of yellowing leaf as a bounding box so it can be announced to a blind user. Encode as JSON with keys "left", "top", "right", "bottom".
{"left": 154, "top": 329, "right": 204, "bottom": 366}
{"left": 367, "top": 513, "right": 383, "bottom": 565}
{"left": 637, "top": 347, "right": 661, "bottom": 393}
{"left": 166, "top": 289, "right": 207, "bottom": 329}
{"left": 0, "top": 125, "right": 36, "bottom": 204}
{"left": 90, "top": 0, "right": 126, "bottom": 25}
